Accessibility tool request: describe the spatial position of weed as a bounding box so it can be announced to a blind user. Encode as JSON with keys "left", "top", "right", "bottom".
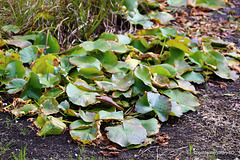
{"left": 78, "top": 146, "right": 85, "bottom": 154}
{"left": 16, "top": 124, "right": 30, "bottom": 135}
{"left": 188, "top": 142, "right": 194, "bottom": 155}
{"left": 0, "top": 140, "right": 12, "bottom": 156}
{"left": 9, "top": 143, "right": 27, "bottom": 160}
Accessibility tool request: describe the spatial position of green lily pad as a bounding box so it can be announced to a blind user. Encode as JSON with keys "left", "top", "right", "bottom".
{"left": 78, "top": 110, "right": 96, "bottom": 122}
{"left": 19, "top": 46, "right": 38, "bottom": 64}
{"left": 106, "top": 118, "right": 147, "bottom": 147}
{"left": 41, "top": 98, "right": 59, "bottom": 115}
{"left": 170, "top": 100, "right": 183, "bottom": 117}
{"left": 163, "top": 89, "right": 200, "bottom": 113}
{"left": 109, "top": 41, "right": 128, "bottom": 53}
{"left": 196, "top": 0, "right": 226, "bottom": 9}
{"left": 148, "top": 12, "right": 175, "bottom": 25}
{"left": 12, "top": 104, "right": 38, "bottom": 117}
{"left": 117, "top": 34, "right": 132, "bottom": 44}
{"left": 134, "top": 65, "right": 157, "bottom": 92}
{"left": 5, "top": 60, "right": 25, "bottom": 79}
{"left": 70, "top": 122, "right": 98, "bottom": 145}
{"left": 66, "top": 83, "right": 99, "bottom": 107}
{"left": 140, "top": 118, "right": 160, "bottom": 136}
{"left": 95, "top": 110, "right": 124, "bottom": 121}
{"left": 2, "top": 25, "right": 20, "bottom": 33}
{"left": 135, "top": 92, "right": 172, "bottom": 122}
{"left": 6, "top": 79, "right": 26, "bottom": 94}
{"left": 34, "top": 32, "right": 60, "bottom": 54}
{"left": 80, "top": 39, "right": 110, "bottom": 52}
{"left": 181, "top": 71, "right": 204, "bottom": 84}
{"left": 20, "top": 72, "right": 42, "bottom": 100}
{"left": 174, "top": 59, "right": 192, "bottom": 75}
{"left": 96, "top": 72, "right": 134, "bottom": 92}
{"left": 69, "top": 56, "right": 101, "bottom": 71}
{"left": 167, "top": 0, "right": 188, "bottom": 6}
{"left": 99, "top": 33, "right": 118, "bottom": 41}
{"left": 167, "top": 40, "right": 189, "bottom": 53}
{"left": 39, "top": 73, "right": 59, "bottom": 88}
{"left": 34, "top": 115, "right": 66, "bottom": 136}
{"left": 79, "top": 68, "right": 105, "bottom": 80}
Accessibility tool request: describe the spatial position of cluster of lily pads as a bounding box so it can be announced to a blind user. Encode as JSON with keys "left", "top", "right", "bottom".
{"left": 0, "top": 26, "right": 239, "bottom": 148}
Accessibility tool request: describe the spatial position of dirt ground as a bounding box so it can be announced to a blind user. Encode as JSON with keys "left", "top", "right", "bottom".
{"left": 1, "top": 1, "right": 240, "bottom": 160}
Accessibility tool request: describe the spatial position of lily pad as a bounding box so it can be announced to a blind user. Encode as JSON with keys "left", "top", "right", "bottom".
{"left": 106, "top": 118, "right": 147, "bottom": 147}
{"left": 12, "top": 104, "right": 38, "bottom": 117}
{"left": 135, "top": 92, "right": 172, "bottom": 122}
{"left": 6, "top": 79, "right": 26, "bottom": 94}
{"left": 66, "top": 83, "right": 99, "bottom": 107}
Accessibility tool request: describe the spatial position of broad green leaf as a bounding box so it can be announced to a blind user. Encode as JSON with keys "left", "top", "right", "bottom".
{"left": 19, "top": 46, "right": 38, "bottom": 64}
{"left": 109, "top": 41, "right": 128, "bottom": 53}
{"left": 131, "top": 76, "right": 151, "bottom": 96}
{"left": 130, "top": 37, "right": 150, "bottom": 53}
{"left": 174, "top": 59, "right": 192, "bottom": 75}
{"left": 117, "top": 34, "right": 132, "bottom": 44}
{"left": 5, "top": 60, "right": 25, "bottom": 78}
{"left": 214, "top": 62, "right": 239, "bottom": 80}
{"left": 135, "top": 92, "right": 172, "bottom": 122}
{"left": 79, "top": 68, "right": 104, "bottom": 80}
{"left": 20, "top": 72, "right": 42, "bottom": 100}
{"left": 127, "top": 11, "right": 153, "bottom": 29}
{"left": 148, "top": 12, "right": 175, "bottom": 25}
{"left": 125, "top": 59, "right": 140, "bottom": 70}
{"left": 34, "top": 114, "right": 48, "bottom": 128}
{"left": 69, "top": 56, "right": 101, "bottom": 71}
{"left": 70, "top": 122, "right": 98, "bottom": 144}
{"left": 140, "top": 118, "right": 160, "bottom": 136}
{"left": 59, "top": 45, "right": 86, "bottom": 56}
{"left": 209, "top": 51, "right": 228, "bottom": 64}
{"left": 41, "top": 86, "right": 64, "bottom": 99}
{"left": 70, "top": 120, "right": 93, "bottom": 130}
{"left": 196, "top": 0, "right": 226, "bottom": 9}
{"left": 181, "top": 71, "right": 205, "bottom": 84}
{"left": 166, "top": 47, "right": 185, "bottom": 64}
{"left": 32, "top": 54, "right": 57, "bottom": 74}
{"left": 2, "top": 25, "right": 20, "bottom": 33}
{"left": 123, "top": 0, "right": 138, "bottom": 12}
{"left": 34, "top": 32, "right": 60, "bottom": 54}
{"left": 88, "top": 51, "right": 118, "bottom": 70}
{"left": 159, "top": 64, "right": 177, "bottom": 77}
{"left": 106, "top": 118, "right": 147, "bottom": 147}
{"left": 36, "top": 116, "right": 67, "bottom": 136}
{"left": 80, "top": 39, "right": 110, "bottom": 52}
{"left": 66, "top": 83, "right": 99, "bottom": 107}
{"left": 137, "top": 28, "right": 161, "bottom": 36}
{"left": 163, "top": 89, "right": 200, "bottom": 112}
{"left": 78, "top": 110, "right": 96, "bottom": 122}
{"left": 58, "top": 100, "right": 78, "bottom": 117}
{"left": 12, "top": 34, "right": 37, "bottom": 41}
{"left": 134, "top": 65, "right": 157, "bottom": 92}
{"left": 6, "top": 79, "right": 26, "bottom": 94}
{"left": 151, "top": 74, "right": 169, "bottom": 88}
{"left": 59, "top": 55, "right": 74, "bottom": 74}
{"left": 95, "top": 110, "right": 124, "bottom": 121}
{"left": 189, "top": 51, "right": 205, "bottom": 66}
{"left": 151, "top": 66, "right": 172, "bottom": 78}
{"left": 167, "top": 0, "right": 188, "bottom": 6}
{"left": 176, "top": 79, "right": 197, "bottom": 94}
{"left": 170, "top": 101, "right": 183, "bottom": 117}
{"left": 99, "top": 33, "right": 118, "bottom": 41}
{"left": 167, "top": 40, "right": 189, "bottom": 53}
{"left": 41, "top": 98, "right": 59, "bottom": 115}
{"left": 96, "top": 72, "right": 134, "bottom": 92}
{"left": 74, "top": 79, "right": 96, "bottom": 91}
{"left": 12, "top": 104, "right": 38, "bottom": 117}
{"left": 39, "top": 73, "right": 59, "bottom": 88}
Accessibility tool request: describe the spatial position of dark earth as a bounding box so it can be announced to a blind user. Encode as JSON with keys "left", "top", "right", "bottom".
{"left": 1, "top": 1, "right": 240, "bottom": 160}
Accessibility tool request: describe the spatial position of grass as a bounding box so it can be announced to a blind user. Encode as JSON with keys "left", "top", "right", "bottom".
{"left": 8, "top": 143, "right": 27, "bottom": 160}
{"left": 0, "top": 140, "right": 13, "bottom": 157}
{"left": 0, "top": 0, "right": 124, "bottom": 47}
